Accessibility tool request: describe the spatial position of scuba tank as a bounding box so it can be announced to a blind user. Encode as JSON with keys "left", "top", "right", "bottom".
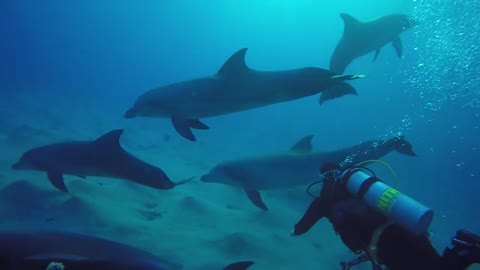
{"left": 338, "top": 166, "right": 433, "bottom": 236}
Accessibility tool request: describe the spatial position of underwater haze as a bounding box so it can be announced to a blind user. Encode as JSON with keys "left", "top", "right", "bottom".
{"left": 1, "top": 0, "right": 480, "bottom": 269}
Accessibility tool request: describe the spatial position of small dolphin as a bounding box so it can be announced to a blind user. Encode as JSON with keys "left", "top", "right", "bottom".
{"left": 200, "top": 135, "right": 417, "bottom": 210}
{"left": 0, "top": 230, "right": 254, "bottom": 270}
{"left": 124, "top": 48, "right": 365, "bottom": 141}
{"left": 11, "top": 129, "right": 189, "bottom": 192}
{"left": 330, "top": 13, "right": 417, "bottom": 74}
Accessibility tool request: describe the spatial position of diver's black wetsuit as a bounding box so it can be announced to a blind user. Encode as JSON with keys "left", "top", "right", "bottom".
{"left": 292, "top": 165, "right": 479, "bottom": 270}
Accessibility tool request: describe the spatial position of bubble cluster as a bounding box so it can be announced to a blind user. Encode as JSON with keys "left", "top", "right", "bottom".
{"left": 340, "top": 140, "right": 385, "bottom": 168}
{"left": 371, "top": 0, "right": 480, "bottom": 151}
{"left": 403, "top": 0, "right": 480, "bottom": 110}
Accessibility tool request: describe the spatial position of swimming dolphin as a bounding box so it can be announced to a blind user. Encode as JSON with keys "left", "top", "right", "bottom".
{"left": 11, "top": 129, "right": 190, "bottom": 192}
{"left": 330, "top": 13, "right": 417, "bottom": 74}
{"left": 124, "top": 48, "right": 365, "bottom": 141}
{"left": 200, "top": 135, "right": 417, "bottom": 210}
{"left": 0, "top": 230, "right": 254, "bottom": 270}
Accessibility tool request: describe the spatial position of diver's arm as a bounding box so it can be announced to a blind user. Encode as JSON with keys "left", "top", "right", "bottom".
{"left": 292, "top": 197, "right": 328, "bottom": 236}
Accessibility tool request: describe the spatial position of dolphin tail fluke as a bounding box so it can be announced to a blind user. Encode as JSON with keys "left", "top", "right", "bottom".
{"left": 319, "top": 82, "right": 358, "bottom": 105}
{"left": 392, "top": 36, "right": 403, "bottom": 58}
{"left": 47, "top": 169, "right": 68, "bottom": 192}
{"left": 244, "top": 188, "right": 268, "bottom": 211}
{"left": 223, "top": 261, "right": 254, "bottom": 270}
{"left": 173, "top": 176, "right": 195, "bottom": 187}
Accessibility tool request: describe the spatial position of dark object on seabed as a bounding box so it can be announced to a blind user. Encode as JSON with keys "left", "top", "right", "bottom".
{"left": 0, "top": 230, "right": 255, "bottom": 270}
{"left": 340, "top": 251, "right": 383, "bottom": 270}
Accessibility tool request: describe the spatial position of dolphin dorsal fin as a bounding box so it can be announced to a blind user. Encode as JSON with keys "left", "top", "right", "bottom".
{"left": 340, "top": 13, "right": 362, "bottom": 34}
{"left": 289, "top": 135, "right": 314, "bottom": 154}
{"left": 218, "top": 48, "right": 249, "bottom": 76}
{"left": 93, "top": 129, "right": 123, "bottom": 150}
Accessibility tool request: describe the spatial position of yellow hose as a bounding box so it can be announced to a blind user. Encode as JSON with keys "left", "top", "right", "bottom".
{"left": 353, "top": 159, "right": 399, "bottom": 189}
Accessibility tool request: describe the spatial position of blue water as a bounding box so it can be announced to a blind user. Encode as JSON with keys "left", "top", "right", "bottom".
{"left": 1, "top": 1, "right": 479, "bottom": 269}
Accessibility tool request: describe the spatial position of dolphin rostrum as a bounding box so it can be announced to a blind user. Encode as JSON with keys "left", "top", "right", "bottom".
{"left": 330, "top": 13, "right": 417, "bottom": 74}
{"left": 0, "top": 230, "right": 254, "bottom": 270}
{"left": 124, "top": 48, "right": 365, "bottom": 141}
{"left": 11, "top": 129, "right": 190, "bottom": 192}
{"left": 200, "top": 135, "right": 417, "bottom": 210}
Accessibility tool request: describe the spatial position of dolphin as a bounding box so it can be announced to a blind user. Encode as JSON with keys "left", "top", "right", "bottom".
{"left": 200, "top": 135, "right": 417, "bottom": 210}
{"left": 11, "top": 129, "right": 190, "bottom": 193}
{"left": 0, "top": 230, "right": 254, "bottom": 270}
{"left": 329, "top": 13, "right": 417, "bottom": 74}
{"left": 124, "top": 48, "right": 365, "bottom": 141}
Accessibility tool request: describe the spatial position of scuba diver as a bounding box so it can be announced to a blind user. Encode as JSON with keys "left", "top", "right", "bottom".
{"left": 291, "top": 162, "right": 480, "bottom": 270}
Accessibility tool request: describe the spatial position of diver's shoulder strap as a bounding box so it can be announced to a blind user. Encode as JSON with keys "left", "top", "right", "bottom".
{"left": 367, "top": 222, "right": 394, "bottom": 267}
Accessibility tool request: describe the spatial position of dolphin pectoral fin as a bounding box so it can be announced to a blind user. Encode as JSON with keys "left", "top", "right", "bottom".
{"left": 392, "top": 37, "right": 403, "bottom": 58}
{"left": 319, "top": 82, "right": 357, "bottom": 105}
{"left": 188, "top": 119, "right": 209, "bottom": 130}
{"left": 244, "top": 188, "right": 268, "bottom": 211}
{"left": 171, "top": 115, "right": 196, "bottom": 141}
{"left": 319, "top": 91, "right": 330, "bottom": 105}
{"left": 373, "top": 48, "right": 381, "bottom": 62}
{"left": 47, "top": 170, "right": 68, "bottom": 192}
{"left": 75, "top": 175, "right": 87, "bottom": 179}
{"left": 223, "top": 261, "right": 255, "bottom": 270}
{"left": 172, "top": 117, "right": 209, "bottom": 140}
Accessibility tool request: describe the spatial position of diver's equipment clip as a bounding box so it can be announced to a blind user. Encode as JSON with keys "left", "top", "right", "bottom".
{"left": 452, "top": 229, "right": 480, "bottom": 249}
{"left": 340, "top": 251, "right": 383, "bottom": 270}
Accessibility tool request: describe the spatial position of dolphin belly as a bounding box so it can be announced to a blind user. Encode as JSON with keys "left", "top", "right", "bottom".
{"left": 232, "top": 155, "right": 320, "bottom": 191}
{"left": 39, "top": 148, "right": 126, "bottom": 180}
{"left": 130, "top": 68, "right": 338, "bottom": 120}
{"left": 129, "top": 77, "right": 276, "bottom": 119}
{"left": 165, "top": 73, "right": 298, "bottom": 119}
{"left": 246, "top": 168, "right": 317, "bottom": 190}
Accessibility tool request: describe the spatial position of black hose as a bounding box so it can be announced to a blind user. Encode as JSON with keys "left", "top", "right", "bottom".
{"left": 306, "top": 180, "right": 324, "bottom": 197}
